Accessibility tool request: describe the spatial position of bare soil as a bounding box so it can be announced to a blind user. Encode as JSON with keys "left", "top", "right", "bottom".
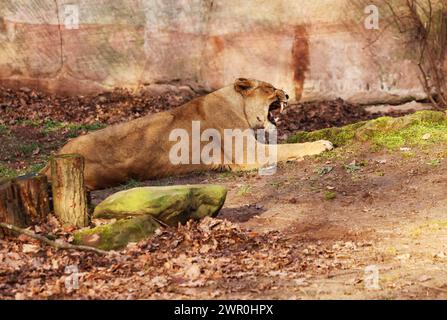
{"left": 1, "top": 87, "right": 446, "bottom": 300}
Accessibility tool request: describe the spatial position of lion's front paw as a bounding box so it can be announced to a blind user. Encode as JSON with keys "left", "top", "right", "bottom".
{"left": 317, "top": 140, "right": 334, "bottom": 151}
{"left": 310, "top": 140, "right": 334, "bottom": 155}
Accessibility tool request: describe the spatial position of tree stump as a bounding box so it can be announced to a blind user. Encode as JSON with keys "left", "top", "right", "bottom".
{"left": 0, "top": 180, "right": 26, "bottom": 237}
{"left": 14, "top": 174, "right": 50, "bottom": 224}
{"left": 51, "top": 154, "right": 89, "bottom": 228}
{"left": 0, "top": 174, "right": 51, "bottom": 238}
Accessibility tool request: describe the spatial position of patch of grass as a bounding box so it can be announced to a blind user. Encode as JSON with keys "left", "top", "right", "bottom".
{"left": 26, "top": 163, "right": 46, "bottom": 174}
{"left": 0, "top": 164, "right": 18, "bottom": 179}
{"left": 324, "top": 191, "right": 337, "bottom": 200}
{"left": 408, "top": 220, "right": 447, "bottom": 238}
{"left": 218, "top": 171, "right": 233, "bottom": 180}
{"left": 0, "top": 124, "right": 9, "bottom": 135}
{"left": 18, "top": 141, "right": 40, "bottom": 156}
{"left": 236, "top": 185, "right": 252, "bottom": 196}
{"left": 67, "top": 123, "right": 106, "bottom": 138}
{"left": 287, "top": 111, "right": 447, "bottom": 150}
{"left": 42, "top": 120, "right": 66, "bottom": 133}
{"left": 121, "top": 179, "right": 143, "bottom": 190}
{"left": 401, "top": 151, "right": 416, "bottom": 159}
{"left": 427, "top": 158, "right": 442, "bottom": 166}
{"left": 16, "top": 119, "right": 40, "bottom": 127}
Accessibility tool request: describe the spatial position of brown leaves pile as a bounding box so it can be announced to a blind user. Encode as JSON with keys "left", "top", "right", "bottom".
{"left": 0, "top": 217, "right": 365, "bottom": 300}
{"left": 0, "top": 86, "right": 199, "bottom": 126}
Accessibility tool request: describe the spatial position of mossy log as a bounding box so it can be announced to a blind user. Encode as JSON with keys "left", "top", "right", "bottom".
{"left": 73, "top": 215, "right": 161, "bottom": 251}
{"left": 51, "top": 154, "right": 89, "bottom": 228}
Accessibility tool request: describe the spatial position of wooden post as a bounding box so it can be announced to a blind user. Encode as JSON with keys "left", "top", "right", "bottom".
{"left": 0, "top": 180, "right": 26, "bottom": 237}
{"left": 51, "top": 154, "right": 89, "bottom": 228}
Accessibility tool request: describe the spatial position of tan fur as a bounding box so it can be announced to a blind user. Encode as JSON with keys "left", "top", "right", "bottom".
{"left": 42, "top": 79, "right": 333, "bottom": 190}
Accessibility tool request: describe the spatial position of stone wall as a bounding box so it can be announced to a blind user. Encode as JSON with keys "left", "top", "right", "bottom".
{"left": 0, "top": 0, "right": 434, "bottom": 103}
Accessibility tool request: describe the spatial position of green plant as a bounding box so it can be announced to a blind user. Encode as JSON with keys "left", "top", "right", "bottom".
{"left": 236, "top": 185, "right": 252, "bottom": 196}
{"left": 344, "top": 163, "right": 362, "bottom": 173}
{"left": 122, "top": 179, "right": 142, "bottom": 189}
{"left": 67, "top": 123, "right": 106, "bottom": 138}
{"left": 42, "top": 120, "right": 65, "bottom": 133}
{"left": 27, "top": 163, "right": 46, "bottom": 174}
{"left": 0, "top": 124, "right": 9, "bottom": 135}
{"left": 324, "top": 191, "right": 337, "bottom": 200}
{"left": 316, "top": 166, "right": 333, "bottom": 176}
{"left": 427, "top": 158, "right": 442, "bottom": 166}
{"left": 269, "top": 180, "right": 284, "bottom": 188}
{"left": 18, "top": 142, "right": 40, "bottom": 156}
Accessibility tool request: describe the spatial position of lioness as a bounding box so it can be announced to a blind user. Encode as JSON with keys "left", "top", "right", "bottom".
{"left": 42, "top": 78, "right": 333, "bottom": 190}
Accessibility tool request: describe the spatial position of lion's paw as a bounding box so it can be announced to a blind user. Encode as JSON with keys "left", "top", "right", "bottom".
{"left": 317, "top": 140, "right": 334, "bottom": 151}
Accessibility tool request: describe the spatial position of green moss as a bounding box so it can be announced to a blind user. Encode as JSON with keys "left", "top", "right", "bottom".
{"left": 190, "top": 185, "right": 227, "bottom": 220}
{"left": 287, "top": 121, "right": 367, "bottom": 147}
{"left": 73, "top": 215, "right": 160, "bottom": 251}
{"left": 93, "top": 185, "right": 227, "bottom": 226}
{"left": 94, "top": 186, "right": 191, "bottom": 221}
{"left": 287, "top": 111, "right": 447, "bottom": 150}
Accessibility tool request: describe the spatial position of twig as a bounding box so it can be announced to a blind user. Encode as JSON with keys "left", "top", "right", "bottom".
{"left": 0, "top": 222, "right": 112, "bottom": 255}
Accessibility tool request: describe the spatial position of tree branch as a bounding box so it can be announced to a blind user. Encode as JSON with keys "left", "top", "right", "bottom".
{"left": 0, "top": 222, "right": 114, "bottom": 256}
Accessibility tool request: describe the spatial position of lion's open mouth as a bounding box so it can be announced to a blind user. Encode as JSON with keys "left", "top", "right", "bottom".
{"left": 268, "top": 99, "right": 286, "bottom": 125}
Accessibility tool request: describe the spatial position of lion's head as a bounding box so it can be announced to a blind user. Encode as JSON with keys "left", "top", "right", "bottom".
{"left": 233, "top": 78, "right": 289, "bottom": 131}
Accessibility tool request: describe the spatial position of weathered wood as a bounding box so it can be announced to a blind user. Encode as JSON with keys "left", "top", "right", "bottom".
{"left": 0, "top": 180, "right": 26, "bottom": 237}
{"left": 51, "top": 154, "right": 89, "bottom": 227}
{"left": 14, "top": 174, "right": 50, "bottom": 224}
{"left": 0, "top": 222, "right": 111, "bottom": 255}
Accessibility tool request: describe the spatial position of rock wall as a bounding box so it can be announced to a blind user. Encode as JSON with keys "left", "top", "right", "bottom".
{"left": 0, "top": 0, "right": 433, "bottom": 103}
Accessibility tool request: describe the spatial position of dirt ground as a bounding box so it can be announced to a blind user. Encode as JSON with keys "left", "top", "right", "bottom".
{"left": 1, "top": 87, "right": 447, "bottom": 300}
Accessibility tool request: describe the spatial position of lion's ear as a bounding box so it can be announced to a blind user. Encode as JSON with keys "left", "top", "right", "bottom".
{"left": 234, "top": 78, "right": 255, "bottom": 95}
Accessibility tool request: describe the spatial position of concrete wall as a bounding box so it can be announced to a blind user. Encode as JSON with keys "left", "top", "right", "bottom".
{"left": 0, "top": 0, "right": 430, "bottom": 103}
